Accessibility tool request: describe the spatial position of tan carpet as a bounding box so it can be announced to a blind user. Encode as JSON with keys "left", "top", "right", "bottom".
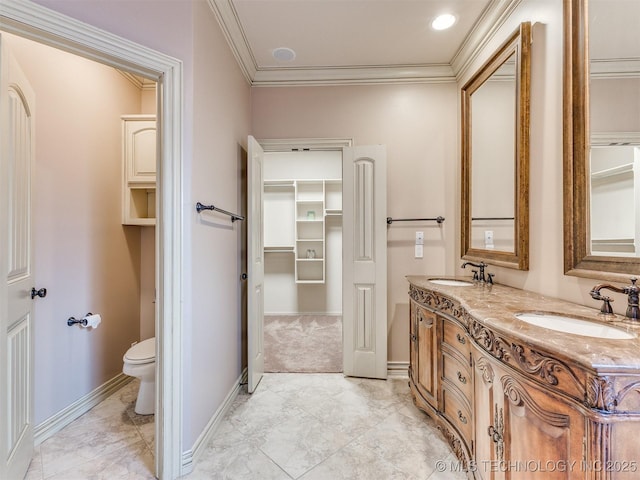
{"left": 264, "top": 315, "right": 343, "bottom": 373}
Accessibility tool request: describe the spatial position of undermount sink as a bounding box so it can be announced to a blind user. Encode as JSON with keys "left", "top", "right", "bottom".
{"left": 429, "top": 278, "right": 474, "bottom": 286}
{"left": 514, "top": 312, "right": 636, "bottom": 340}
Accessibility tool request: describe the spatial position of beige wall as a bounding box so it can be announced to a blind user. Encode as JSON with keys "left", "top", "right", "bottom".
{"left": 251, "top": 83, "right": 458, "bottom": 362}
{"left": 457, "top": 2, "right": 629, "bottom": 318}
{"left": 26, "top": 0, "right": 630, "bottom": 456}
{"left": 188, "top": 0, "right": 252, "bottom": 441}
{"left": 31, "top": 0, "right": 253, "bottom": 449}
{"left": 6, "top": 33, "right": 145, "bottom": 424}
{"left": 253, "top": 0, "right": 633, "bottom": 365}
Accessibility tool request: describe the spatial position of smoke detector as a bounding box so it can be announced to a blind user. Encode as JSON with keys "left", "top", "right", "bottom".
{"left": 272, "top": 47, "right": 296, "bottom": 62}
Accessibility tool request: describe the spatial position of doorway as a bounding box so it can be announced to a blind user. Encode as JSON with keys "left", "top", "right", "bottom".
{"left": 262, "top": 148, "right": 343, "bottom": 373}
{"left": 247, "top": 139, "right": 389, "bottom": 386}
{"left": 0, "top": 3, "right": 183, "bottom": 478}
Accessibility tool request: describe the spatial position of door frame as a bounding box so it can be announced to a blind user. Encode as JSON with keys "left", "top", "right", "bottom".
{"left": 0, "top": 2, "right": 183, "bottom": 479}
{"left": 256, "top": 137, "right": 351, "bottom": 373}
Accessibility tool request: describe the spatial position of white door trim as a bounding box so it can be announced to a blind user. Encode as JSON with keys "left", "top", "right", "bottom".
{"left": 0, "top": 2, "right": 183, "bottom": 479}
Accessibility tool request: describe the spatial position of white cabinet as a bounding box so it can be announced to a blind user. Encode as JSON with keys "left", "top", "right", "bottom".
{"left": 122, "top": 115, "right": 156, "bottom": 225}
{"left": 264, "top": 179, "right": 341, "bottom": 283}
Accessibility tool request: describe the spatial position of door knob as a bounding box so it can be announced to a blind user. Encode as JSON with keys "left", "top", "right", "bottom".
{"left": 31, "top": 287, "right": 47, "bottom": 299}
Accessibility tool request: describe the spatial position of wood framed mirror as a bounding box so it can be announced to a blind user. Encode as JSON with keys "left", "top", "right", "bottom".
{"left": 564, "top": 0, "right": 640, "bottom": 281}
{"left": 461, "top": 22, "right": 531, "bottom": 270}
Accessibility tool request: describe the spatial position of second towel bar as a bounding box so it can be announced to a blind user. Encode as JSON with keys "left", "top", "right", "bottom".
{"left": 196, "top": 202, "right": 244, "bottom": 222}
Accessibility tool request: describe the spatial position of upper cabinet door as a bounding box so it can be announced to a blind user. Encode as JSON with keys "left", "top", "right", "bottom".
{"left": 123, "top": 115, "right": 156, "bottom": 183}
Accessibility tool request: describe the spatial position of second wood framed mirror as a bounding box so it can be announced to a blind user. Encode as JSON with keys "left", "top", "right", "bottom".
{"left": 461, "top": 22, "right": 531, "bottom": 270}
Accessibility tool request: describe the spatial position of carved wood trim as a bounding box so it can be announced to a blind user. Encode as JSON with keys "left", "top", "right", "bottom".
{"left": 502, "top": 376, "right": 571, "bottom": 428}
{"left": 613, "top": 380, "right": 640, "bottom": 411}
{"left": 476, "top": 355, "right": 495, "bottom": 385}
{"left": 437, "top": 423, "right": 469, "bottom": 471}
{"left": 586, "top": 376, "right": 617, "bottom": 412}
{"left": 409, "top": 286, "right": 471, "bottom": 327}
{"left": 470, "top": 320, "right": 584, "bottom": 393}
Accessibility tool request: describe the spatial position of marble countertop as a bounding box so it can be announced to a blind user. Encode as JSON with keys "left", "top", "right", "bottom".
{"left": 407, "top": 275, "right": 640, "bottom": 374}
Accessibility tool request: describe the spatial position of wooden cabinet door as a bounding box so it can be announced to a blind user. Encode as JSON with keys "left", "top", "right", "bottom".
{"left": 474, "top": 348, "right": 586, "bottom": 480}
{"left": 123, "top": 116, "right": 156, "bottom": 183}
{"left": 411, "top": 302, "right": 438, "bottom": 409}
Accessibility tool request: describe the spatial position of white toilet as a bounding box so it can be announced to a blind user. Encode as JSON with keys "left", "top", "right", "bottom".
{"left": 122, "top": 337, "right": 156, "bottom": 415}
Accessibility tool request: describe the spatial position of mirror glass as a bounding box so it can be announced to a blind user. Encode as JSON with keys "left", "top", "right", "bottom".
{"left": 589, "top": 0, "right": 640, "bottom": 258}
{"left": 564, "top": 0, "right": 640, "bottom": 279}
{"left": 461, "top": 22, "right": 531, "bottom": 270}
{"left": 470, "top": 53, "right": 516, "bottom": 253}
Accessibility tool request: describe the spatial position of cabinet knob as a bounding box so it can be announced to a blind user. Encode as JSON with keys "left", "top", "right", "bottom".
{"left": 410, "top": 334, "right": 417, "bottom": 343}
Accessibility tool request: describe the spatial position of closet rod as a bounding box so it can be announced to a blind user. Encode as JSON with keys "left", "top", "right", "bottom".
{"left": 387, "top": 216, "right": 445, "bottom": 225}
{"left": 195, "top": 202, "right": 245, "bottom": 222}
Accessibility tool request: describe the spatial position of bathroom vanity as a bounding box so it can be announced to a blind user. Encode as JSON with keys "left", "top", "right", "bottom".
{"left": 407, "top": 276, "right": 640, "bottom": 479}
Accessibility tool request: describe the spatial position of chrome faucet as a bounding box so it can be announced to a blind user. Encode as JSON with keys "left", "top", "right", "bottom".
{"left": 590, "top": 277, "right": 640, "bottom": 321}
{"left": 461, "top": 261, "right": 493, "bottom": 284}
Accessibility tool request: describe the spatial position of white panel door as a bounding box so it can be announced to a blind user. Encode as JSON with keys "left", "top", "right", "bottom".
{"left": 247, "top": 135, "right": 265, "bottom": 393}
{"left": 0, "top": 35, "right": 36, "bottom": 480}
{"left": 342, "top": 145, "right": 388, "bottom": 379}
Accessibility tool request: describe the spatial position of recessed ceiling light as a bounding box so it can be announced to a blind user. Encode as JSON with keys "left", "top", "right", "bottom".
{"left": 432, "top": 13, "right": 457, "bottom": 31}
{"left": 272, "top": 47, "right": 296, "bottom": 62}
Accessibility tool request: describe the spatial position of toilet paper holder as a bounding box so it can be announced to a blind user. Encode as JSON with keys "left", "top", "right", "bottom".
{"left": 67, "top": 312, "right": 94, "bottom": 327}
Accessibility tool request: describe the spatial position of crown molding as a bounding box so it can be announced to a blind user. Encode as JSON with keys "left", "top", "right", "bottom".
{"left": 451, "top": 0, "right": 523, "bottom": 81}
{"left": 208, "top": 0, "right": 521, "bottom": 86}
{"left": 117, "top": 70, "right": 157, "bottom": 90}
{"left": 590, "top": 58, "right": 640, "bottom": 79}
{"left": 207, "top": 0, "right": 255, "bottom": 85}
{"left": 252, "top": 64, "right": 455, "bottom": 86}
{"left": 591, "top": 132, "right": 640, "bottom": 146}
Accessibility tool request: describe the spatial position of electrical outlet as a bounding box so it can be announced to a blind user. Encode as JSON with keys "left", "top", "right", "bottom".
{"left": 415, "top": 244, "right": 424, "bottom": 258}
{"left": 415, "top": 231, "right": 424, "bottom": 245}
{"left": 484, "top": 230, "right": 494, "bottom": 249}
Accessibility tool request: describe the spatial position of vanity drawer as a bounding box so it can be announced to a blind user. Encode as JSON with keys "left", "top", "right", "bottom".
{"left": 441, "top": 346, "right": 473, "bottom": 404}
{"left": 441, "top": 385, "right": 473, "bottom": 443}
{"left": 441, "top": 317, "right": 471, "bottom": 358}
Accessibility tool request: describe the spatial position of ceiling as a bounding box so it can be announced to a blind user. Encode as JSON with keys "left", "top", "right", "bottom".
{"left": 209, "top": 0, "right": 519, "bottom": 85}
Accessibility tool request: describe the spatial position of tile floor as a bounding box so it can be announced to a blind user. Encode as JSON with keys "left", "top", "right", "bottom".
{"left": 25, "top": 379, "right": 155, "bottom": 480}
{"left": 26, "top": 374, "right": 467, "bottom": 480}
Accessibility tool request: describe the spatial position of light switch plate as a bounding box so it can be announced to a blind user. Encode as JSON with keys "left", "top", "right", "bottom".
{"left": 415, "top": 244, "right": 424, "bottom": 258}
{"left": 416, "top": 231, "right": 424, "bottom": 245}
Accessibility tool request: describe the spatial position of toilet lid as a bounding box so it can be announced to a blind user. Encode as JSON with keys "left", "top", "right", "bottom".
{"left": 124, "top": 337, "right": 155, "bottom": 364}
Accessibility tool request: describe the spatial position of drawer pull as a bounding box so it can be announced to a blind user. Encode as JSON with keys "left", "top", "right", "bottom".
{"left": 457, "top": 371, "right": 467, "bottom": 384}
{"left": 456, "top": 333, "right": 466, "bottom": 345}
{"left": 457, "top": 410, "right": 468, "bottom": 424}
{"left": 410, "top": 334, "right": 417, "bottom": 343}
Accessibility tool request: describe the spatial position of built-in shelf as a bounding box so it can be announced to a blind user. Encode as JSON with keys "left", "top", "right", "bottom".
{"left": 122, "top": 115, "right": 156, "bottom": 226}
{"left": 591, "top": 162, "right": 634, "bottom": 181}
{"left": 264, "top": 178, "right": 341, "bottom": 284}
{"left": 264, "top": 245, "right": 295, "bottom": 253}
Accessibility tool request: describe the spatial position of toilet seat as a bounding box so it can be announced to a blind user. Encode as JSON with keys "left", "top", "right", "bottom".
{"left": 123, "top": 337, "right": 155, "bottom": 365}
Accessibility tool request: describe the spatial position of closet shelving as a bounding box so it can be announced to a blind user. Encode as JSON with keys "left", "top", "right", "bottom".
{"left": 264, "top": 178, "right": 342, "bottom": 283}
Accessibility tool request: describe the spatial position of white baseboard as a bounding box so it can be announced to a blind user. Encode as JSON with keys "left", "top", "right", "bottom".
{"left": 34, "top": 373, "right": 132, "bottom": 445}
{"left": 264, "top": 312, "right": 343, "bottom": 316}
{"left": 181, "top": 368, "right": 247, "bottom": 474}
{"left": 387, "top": 361, "right": 409, "bottom": 378}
